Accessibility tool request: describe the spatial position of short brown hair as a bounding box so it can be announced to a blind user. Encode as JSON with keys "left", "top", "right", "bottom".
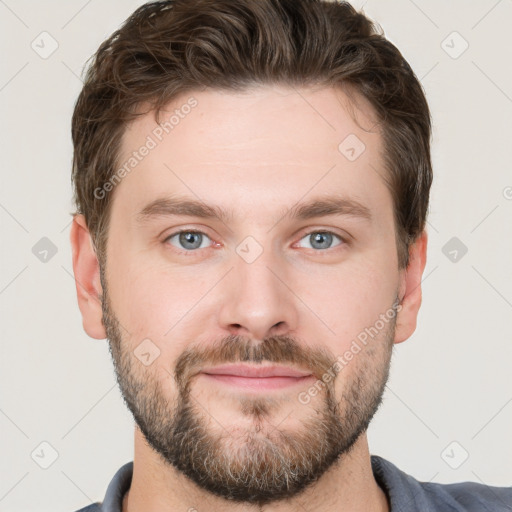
{"left": 71, "top": 0, "right": 432, "bottom": 269}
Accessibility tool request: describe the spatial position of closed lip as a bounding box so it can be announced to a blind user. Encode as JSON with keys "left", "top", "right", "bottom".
{"left": 200, "top": 364, "right": 312, "bottom": 378}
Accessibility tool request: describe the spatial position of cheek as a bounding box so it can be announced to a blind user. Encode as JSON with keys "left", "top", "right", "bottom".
{"left": 106, "top": 246, "right": 208, "bottom": 347}
{"left": 302, "top": 257, "right": 398, "bottom": 347}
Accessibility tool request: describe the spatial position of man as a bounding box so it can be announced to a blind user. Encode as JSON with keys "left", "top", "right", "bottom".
{"left": 69, "top": 0, "right": 511, "bottom": 511}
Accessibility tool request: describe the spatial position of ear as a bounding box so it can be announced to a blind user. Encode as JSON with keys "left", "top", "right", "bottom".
{"left": 69, "top": 214, "right": 107, "bottom": 339}
{"left": 394, "top": 230, "right": 428, "bottom": 344}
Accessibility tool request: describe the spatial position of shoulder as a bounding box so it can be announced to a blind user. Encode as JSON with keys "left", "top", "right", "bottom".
{"left": 71, "top": 461, "right": 133, "bottom": 512}
{"left": 421, "top": 480, "right": 512, "bottom": 511}
{"left": 371, "top": 455, "right": 512, "bottom": 511}
{"left": 72, "top": 504, "right": 102, "bottom": 512}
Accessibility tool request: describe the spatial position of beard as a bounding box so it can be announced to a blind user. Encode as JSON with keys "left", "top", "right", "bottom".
{"left": 100, "top": 271, "right": 397, "bottom": 507}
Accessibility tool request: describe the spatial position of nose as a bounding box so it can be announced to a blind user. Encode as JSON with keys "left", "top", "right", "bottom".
{"left": 217, "top": 248, "right": 299, "bottom": 342}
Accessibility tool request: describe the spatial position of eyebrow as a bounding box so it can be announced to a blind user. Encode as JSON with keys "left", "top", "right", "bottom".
{"left": 135, "top": 195, "right": 372, "bottom": 225}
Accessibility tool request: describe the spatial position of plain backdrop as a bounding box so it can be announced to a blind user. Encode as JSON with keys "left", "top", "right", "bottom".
{"left": 1, "top": 0, "right": 511, "bottom": 510}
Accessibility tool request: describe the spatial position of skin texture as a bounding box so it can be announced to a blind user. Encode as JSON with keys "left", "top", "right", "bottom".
{"left": 70, "top": 85, "right": 428, "bottom": 512}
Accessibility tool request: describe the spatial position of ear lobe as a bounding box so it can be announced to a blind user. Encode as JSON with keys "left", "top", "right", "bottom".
{"left": 394, "top": 230, "right": 428, "bottom": 344}
{"left": 69, "top": 214, "right": 107, "bottom": 340}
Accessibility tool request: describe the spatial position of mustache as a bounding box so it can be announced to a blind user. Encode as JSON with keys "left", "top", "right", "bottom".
{"left": 174, "top": 333, "right": 337, "bottom": 394}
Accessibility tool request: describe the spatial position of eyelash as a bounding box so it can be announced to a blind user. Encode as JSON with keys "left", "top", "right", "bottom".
{"left": 163, "top": 229, "right": 348, "bottom": 255}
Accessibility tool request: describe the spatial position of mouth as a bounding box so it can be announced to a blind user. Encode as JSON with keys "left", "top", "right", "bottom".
{"left": 199, "top": 364, "right": 314, "bottom": 391}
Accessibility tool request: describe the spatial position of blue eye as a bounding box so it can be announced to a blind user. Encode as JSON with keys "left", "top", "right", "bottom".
{"left": 164, "top": 229, "right": 345, "bottom": 254}
{"left": 297, "top": 231, "right": 344, "bottom": 251}
{"left": 165, "top": 231, "right": 212, "bottom": 251}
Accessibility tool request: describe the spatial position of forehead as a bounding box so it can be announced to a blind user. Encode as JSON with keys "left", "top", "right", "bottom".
{"left": 112, "top": 85, "right": 390, "bottom": 226}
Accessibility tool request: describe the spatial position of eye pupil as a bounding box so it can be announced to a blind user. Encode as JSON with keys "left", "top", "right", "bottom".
{"left": 310, "top": 232, "right": 333, "bottom": 250}
{"left": 179, "top": 232, "right": 202, "bottom": 249}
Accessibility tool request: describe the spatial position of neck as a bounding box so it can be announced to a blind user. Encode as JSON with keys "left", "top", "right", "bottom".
{"left": 122, "top": 428, "right": 389, "bottom": 512}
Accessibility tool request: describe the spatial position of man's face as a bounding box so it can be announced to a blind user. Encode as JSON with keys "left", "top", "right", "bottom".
{"left": 100, "top": 86, "right": 404, "bottom": 505}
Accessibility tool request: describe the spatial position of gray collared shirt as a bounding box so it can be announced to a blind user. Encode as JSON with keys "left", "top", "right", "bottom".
{"left": 73, "top": 455, "right": 512, "bottom": 511}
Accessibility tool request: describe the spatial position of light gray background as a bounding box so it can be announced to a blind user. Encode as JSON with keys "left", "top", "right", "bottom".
{"left": 1, "top": 0, "right": 511, "bottom": 510}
